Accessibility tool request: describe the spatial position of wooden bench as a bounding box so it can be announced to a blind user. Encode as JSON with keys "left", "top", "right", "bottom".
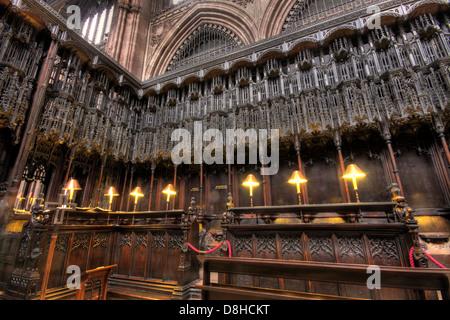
{"left": 75, "top": 265, "right": 117, "bottom": 300}
{"left": 197, "top": 256, "right": 450, "bottom": 300}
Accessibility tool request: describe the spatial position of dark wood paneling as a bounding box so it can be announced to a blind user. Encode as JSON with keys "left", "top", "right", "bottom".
{"left": 306, "top": 232, "right": 340, "bottom": 296}
{"left": 351, "top": 156, "right": 389, "bottom": 203}
{"left": 226, "top": 223, "right": 414, "bottom": 299}
{"left": 117, "top": 232, "right": 132, "bottom": 275}
{"left": 199, "top": 256, "right": 450, "bottom": 300}
{"left": 67, "top": 233, "right": 90, "bottom": 272}
{"left": 131, "top": 232, "right": 148, "bottom": 278}
{"left": 270, "top": 165, "right": 299, "bottom": 206}
{"left": 149, "top": 232, "right": 166, "bottom": 280}
{"left": 280, "top": 232, "right": 307, "bottom": 292}
{"left": 397, "top": 149, "right": 446, "bottom": 208}
{"left": 88, "top": 232, "right": 110, "bottom": 269}
{"left": 255, "top": 233, "right": 279, "bottom": 289}
{"left": 206, "top": 169, "right": 228, "bottom": 215}
{"left": 304, "top": 160, "right": 342, "bottom": 204}
{"left": 48, "top": 234, "right": 70, "bottom": 288}
{"left": 166, "top": 232, "right": 183, "bottom": 281}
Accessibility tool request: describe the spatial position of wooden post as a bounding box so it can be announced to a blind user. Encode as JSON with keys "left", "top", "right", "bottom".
{"left": 261, "top": 165, "right": 272, "bottom": 206}
{"left": 148, "top": 161, "right": 156, "bottom": 211}
{"left": 6, "top": 28, "right": 60, "bottom": 218}
{"left": 232, "top": 165, "right": 239, "bottom": 207}
{"left": 63, "top": 148, "right": 76, "bottom": 186}
{"left": 126, "top": 166, "right": 135, "bottom": 212}
{"left": 205, "top": 167, "right": 210, "bottom": 213}
{"left": 333, "top": 130, "right": 351, "bottom": 203}
{"left": 199, "top": 163, "right": 204, "bottom": 216}
{"left": 40, "top": 225, "right": 60, "bottom": 300}
{"left": 178, "top": 177, "right": 186, "bottom": 211}
{"left": 120, "top": 164, "right": 129, "bottom": 211}
{"left": 380, "top": 122, "right": 404, "bottom": 196}
{"left": 155, "top": 178, "right": 162, "bottom": 211}
{"left": 172, "top": 165, "right": 177, "bottom": 210}
{"left": 433, "top": 115, "right": 450, "bottom": 168}
{"left": 262, "top": 170, "right": 267, "bottom": 206}
{"left": 294, "top": 134, "right": 309, "bottom": 204}
{"left": 228, "top": 164, "right": 232, "bottom": 195}
{"left": 94, "top": 156, "right": 107, "bottom": 207}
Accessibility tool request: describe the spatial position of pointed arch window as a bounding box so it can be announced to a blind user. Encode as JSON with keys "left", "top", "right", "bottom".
{"left": 167, "top": 23, "right": 243, "bottom": 71}
{"left": 81, "top": 5, "right": 115, "bottom": 46}
{"left": 282, "top": 0, "right": 373, "bottom": 33}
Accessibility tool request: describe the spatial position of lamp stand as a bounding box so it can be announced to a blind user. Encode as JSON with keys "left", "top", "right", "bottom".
{"left": 297, "top": 183, "right": 302, "bottom": 205}
{"left": 352, "top": 177, "right": 360, "bottom": 203}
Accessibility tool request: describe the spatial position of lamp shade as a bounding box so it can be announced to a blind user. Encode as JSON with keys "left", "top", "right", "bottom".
{"left": 342, "top": 164, "right": 366, "bottom": 179}
{"left": 162, "top": 184, "right": 177, "bottom": 196}
{"left": 130, "top": 187, "right": 144, "bottom": 198}
{"left": 242, "top": 174, "right": 260, "bottom": 188}
{"left": 63, "top": 178, "right": 82, "bottom": 191}
{"left": 288, "top": 171, "right": 308, "bottom": 185}
{"left": 105, "top": 187, "right": 119, "bottom": 197}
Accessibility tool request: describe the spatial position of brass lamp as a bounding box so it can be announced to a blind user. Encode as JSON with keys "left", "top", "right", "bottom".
{"left": 343, "top": 164, "right": 366, "bottom": 203}
{"left": 63, "top": 178, "right": 82, "bottom": 203}
{"left": 288, "top": 170, "right": 308, "bottom": 205}
{"left": 130, "top": 187, "right": 144, "bottom": 212}
{"left": 105, "top": 187, "right": 119, "bottom": 211}
{"left": 243, "top": 174, "right": 260, "bottom": 207}
{"left": 162, "top": 184, "right": 177, "bottom": 211}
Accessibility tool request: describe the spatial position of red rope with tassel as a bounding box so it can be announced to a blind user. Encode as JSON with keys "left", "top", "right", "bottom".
{"left": 409, "top": 247, "right": 447, "bottom": 269}
{"left": 187, "top": 241, "right": 232, "bottom": 258}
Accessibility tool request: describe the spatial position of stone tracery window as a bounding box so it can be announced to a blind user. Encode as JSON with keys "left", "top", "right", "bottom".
{"left": 167, "top": 23, "right": 243, "bottom": 71}
{"left": 282, "top": 0, "right": 376, "bottom": 33}
{"left": 81, "top": 5, "right": 115, "bottom": 46}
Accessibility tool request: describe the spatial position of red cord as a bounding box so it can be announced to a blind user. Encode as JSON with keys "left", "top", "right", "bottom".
{"left": 409, "top": 247, "right": 415, "bottom": 268}
{"left": 409, "top": 247, "right": 447, "bottom": 269}
{"left": 187, "top": 241, "right": 232, "bottom": 258}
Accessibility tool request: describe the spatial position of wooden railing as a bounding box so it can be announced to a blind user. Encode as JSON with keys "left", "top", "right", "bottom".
{"left": 75, "top": 265, "right": 117, "bottom": 300}
{"left": 227, "top": 202, "right": 398, "bottom": 224}
{"left": 46, "top": 206, "right": 187, "bottom": 226}
{"left": 198, "top": 256, "right": 450, "bottom": 300}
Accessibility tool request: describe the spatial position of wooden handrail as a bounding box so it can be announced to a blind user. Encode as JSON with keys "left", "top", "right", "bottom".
{"left": 46, "top": 207, "right": 188, "bottom": 226}
{"left": 75, "top": 265, "right": 117, "bottom": 300}
{"left": 227, "top": 202, "right": 397, "bottom": 223}
{"left": 198, "top": 256, "right": 450, "bottom": 300}
{"left": 229, "top": 202, "right": 396, "bottom": 214}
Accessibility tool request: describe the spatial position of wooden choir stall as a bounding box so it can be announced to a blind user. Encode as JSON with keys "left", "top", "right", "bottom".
{"left": 4, "top": 198, "right": 200, "bottom": 300}
{"left": 197, "top": 185, "right": 450, "bottom": 300}
{"left": 3, "top": 184, "right": 450, "bottom": 300}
